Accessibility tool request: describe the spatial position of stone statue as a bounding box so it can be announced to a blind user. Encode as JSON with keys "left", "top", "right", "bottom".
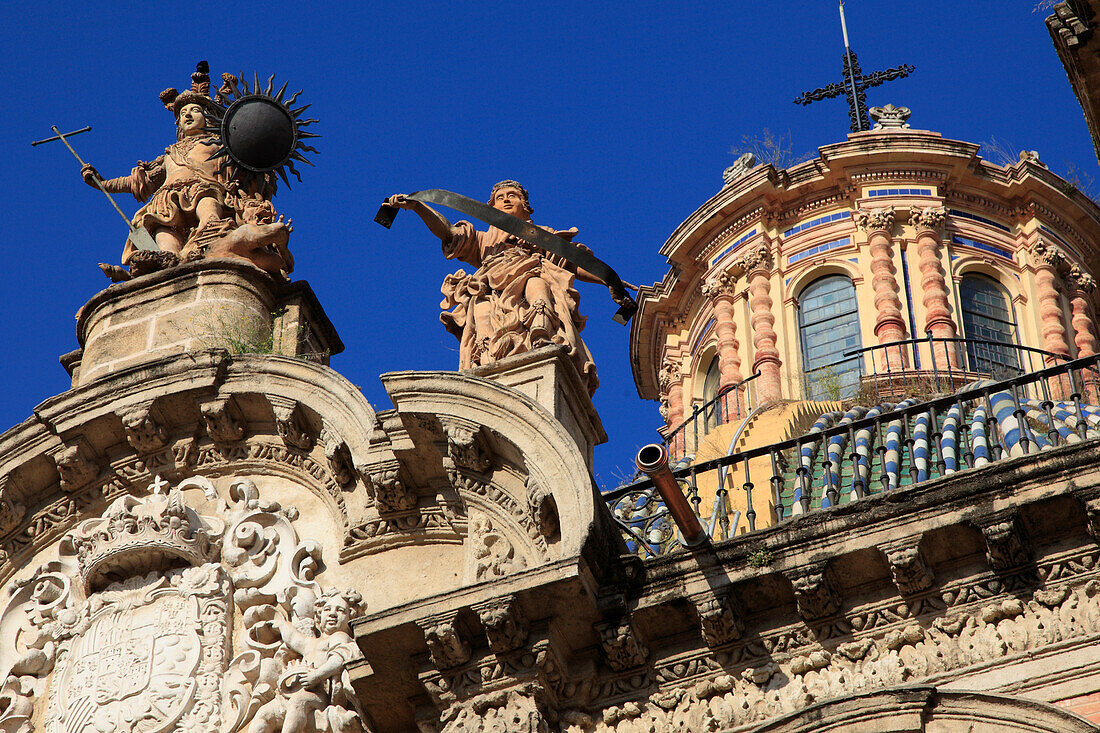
{"left": 385, "top": 181, "right": 610, "bottom": 394}
{"left": 247, "top": 588, "right": 367, "bottom": 733}
{"left": 80, "top": 62, "right": 294, "bottom": 280}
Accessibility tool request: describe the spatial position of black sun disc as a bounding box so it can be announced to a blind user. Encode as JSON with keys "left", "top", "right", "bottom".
{"left": 221, "top": 96, "right": 296, "bottom": 172}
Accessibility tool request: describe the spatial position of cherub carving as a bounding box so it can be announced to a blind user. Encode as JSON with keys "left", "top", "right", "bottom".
{"left": 247, "top": 588, "right": 367, "bottom": 733}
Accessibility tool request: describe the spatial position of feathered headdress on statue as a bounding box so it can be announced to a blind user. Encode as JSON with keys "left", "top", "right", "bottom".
{"left": 158, "top": 61, "right": 221, "bottom": 118}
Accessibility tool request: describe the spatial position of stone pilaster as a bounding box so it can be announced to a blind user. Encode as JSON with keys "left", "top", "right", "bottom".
{"left": 858, "top": 207, "right": 909, "bottom": 369}
{"left": 701, "top": 271, "right": 743, "bottom": 402}
{"left": 658, "top": 360, "right": 684, "bottom": 431}
{"left": 735, "top": 245, "right": 781, "bottom": 403}
{"left": 910, "top": 206, "right": 958, "bottom": 368}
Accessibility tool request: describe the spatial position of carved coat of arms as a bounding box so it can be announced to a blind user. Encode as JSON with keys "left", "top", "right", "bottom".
{"left": 0, "top": 478, "right": 368, "bottom": 733}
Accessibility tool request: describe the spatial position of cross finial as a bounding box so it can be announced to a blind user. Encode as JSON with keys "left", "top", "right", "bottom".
{"left": 794, "top": 3, "right": 915, "bottom": 133}
{"left": 148, "top": 474, "right": 170, "bottom": 495}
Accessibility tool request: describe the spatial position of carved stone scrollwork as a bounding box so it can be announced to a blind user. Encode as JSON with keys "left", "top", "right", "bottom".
{"left": 421, "top": 615, "right": 472, "bottom": 669}
{"left": 441, "top": 418, "right": 492, "bottom": 474}
{"left": 856, "top": 206, "right": 896, "bottom": 234}
{"left": 869, "top": 103, "right": 911, "bottom": 129}
{"left": 366, "top": 463, "right": 416, "bottom": 513}
{"left": 47, "top": 439, "right": 98, "bottom": 493}
{"left": 0, "top": 476, "right": 367, "bottom": 733}
{"left": 881, "top": 541, "right": 934, "bottom": 595}
{"left": 786, "top": 564, "right": 840, "bottom": 621}
{"left": 118, "top": 401, "right": 168, "bottom": 454}
{"left": 0, "top": 475, "right": 26, "bottom": 537}
{"left": 693, "top": 592, "right": 744, "bottom": 648}
{"left": 200, "top": 396, "right": 245, "bottom": 444}
{"left": 722, "top": 152, "right": 756, "bottom": 186}
{"left": 269, "top": 396, "right": 314, "bottom": 451}
{"left": 474, "top": 596, "right": 529, "bottom": 654}
{"left": 525, "top": 479, "right": 559, "bottom": 539}
{"left": 595, "top": 616, "right": 649, "bottom": 672}
{"left": 468, "top": 512, "right": 527, "bottom": 582}
{"left": 976, "top": 513, "right": 1032, "bottom": 570}
{"left": 321, "top": 425, "right": 356, "bottom": 489}
{"left": 437, "top": 684, "right": 549, "bottom": 733}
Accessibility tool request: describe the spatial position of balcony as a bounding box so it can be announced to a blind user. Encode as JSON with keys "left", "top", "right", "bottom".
{"left": 608, "top": 336, "right": 1100, "bottom": 557}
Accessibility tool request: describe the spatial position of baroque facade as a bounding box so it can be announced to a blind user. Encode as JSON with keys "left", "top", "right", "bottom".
{"left": 7, "top": 27, "right": 1100, "bottom": 733}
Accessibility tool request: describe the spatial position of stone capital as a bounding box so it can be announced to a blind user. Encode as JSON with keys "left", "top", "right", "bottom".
{"left": 856, "top": 206, "right": 896, "bottom": 234}
{"left": 200, "top": 396, "right": 245, "bottom": 445}
{"left": 701, "top": 270, "right": 739, "bottom": 301}
{"left": 657, "top": 360, "right": 682, "bottom": 391}
{"left": 365, "top": 461, "right": 415, "bottom": 513}
{"left": 48, "top": 438, "right": 99, "bottom": 493}
{"left": 1033, "top": 239, "right": 1068, "bottom": 270}
{"left": 1066, "top": 264, "right": 1097, "bottom": 294}
{"left": 909, "top": 205, "right": 947, "bottom": 232}
{"left": 440, "top": 417, "right": 492, "bottom": 474}
{"left": 320, "top": 424, "right": 356, "bottom": 489}
{"left": 419, "top": 614, "right": 472, "bottom": 670}
{"left": 732, "top": 244, "right": 772, "bottom": 275}
{"left": 268, "top": 396, "right": 314, "bottom": 451}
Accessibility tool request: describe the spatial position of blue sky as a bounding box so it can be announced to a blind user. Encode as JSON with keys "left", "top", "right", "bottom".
{"left": 1, "top": 1, "right": 1094, "bottom": 488}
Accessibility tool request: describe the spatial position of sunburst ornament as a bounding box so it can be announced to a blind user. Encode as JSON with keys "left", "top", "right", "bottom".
{"left": 205, "top": 72, "right": 319, "bottom": 188}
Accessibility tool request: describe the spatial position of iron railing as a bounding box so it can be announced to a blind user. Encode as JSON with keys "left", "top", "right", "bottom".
{"left": 609, "top": 351, "right": 1100, "bottom": 557}
{"left": 663, "top": 371, "right": 760, "bottom": 461}
{"left": 800, "top": 331, "right": 1097, "bottom": 403}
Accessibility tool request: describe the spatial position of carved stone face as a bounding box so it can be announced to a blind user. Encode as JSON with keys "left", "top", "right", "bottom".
{"left": 317, "top": 596, "right": 351, "bottom": 635}
{"left": 490, "top": 186, "right": 531, "bottom": 220}
{"left": 177, "top": 103, "right": 208, "bottom": 137}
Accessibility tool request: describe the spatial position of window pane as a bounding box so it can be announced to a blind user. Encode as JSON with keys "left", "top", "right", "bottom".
{"left": 959, "top": 276, "right": 1020, "bottom": 375}
{"left": 799, "top": 276, "right": 863, "bottom": 399}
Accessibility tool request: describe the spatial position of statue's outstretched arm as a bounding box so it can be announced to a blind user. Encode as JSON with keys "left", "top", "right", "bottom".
{"left": 81, "top": 156, "right": 165, "bottom": 203}
{"left": 384, "top": 194, "right": 460, "bottom": 244}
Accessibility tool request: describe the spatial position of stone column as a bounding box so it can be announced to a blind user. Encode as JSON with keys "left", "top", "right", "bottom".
{"left": 1066, "top": 265, "right": 1099, "bottom": 403}
{"left": 702, "top": 271, "right": 745, "bottom": 420}
{"left": 735, "top": 245, "right": 781, "bottom": 404}
{"left": 702, "top": 272, "right": 743, "bottom": 383}
{"left": 858, "top": 207, "right": 909, "bottom": 369}
{"left": 1033, "top": 241, "right": 1072, "bottom": 398}
{"left": 910, "top": 206, "right": 958, "bottom": 369}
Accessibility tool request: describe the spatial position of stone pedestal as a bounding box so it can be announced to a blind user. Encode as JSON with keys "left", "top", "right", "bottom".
{"left": 468, "top": 344, "right": 607, "bottom": 468}
{"left": 65, "top": 260, "right": 342, "bottom": 387}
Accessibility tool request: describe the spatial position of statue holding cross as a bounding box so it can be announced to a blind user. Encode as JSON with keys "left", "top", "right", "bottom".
{"left": 37, "top": 60, "right": 319, "bottom": 281}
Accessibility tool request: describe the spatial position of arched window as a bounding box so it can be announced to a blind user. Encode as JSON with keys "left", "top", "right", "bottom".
{"left": 701, "top": 356, "right": 721, "bottom": 431}
{"left": 798, "top": 275, "right": 862, "bottom": 399}
{"left": 959, "top": 275, "right": 1021, "bottom": 376}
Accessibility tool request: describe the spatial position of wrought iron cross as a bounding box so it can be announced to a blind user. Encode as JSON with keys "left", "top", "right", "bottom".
{"left": 794, "top": 1, "right": 915, "bottom": 133}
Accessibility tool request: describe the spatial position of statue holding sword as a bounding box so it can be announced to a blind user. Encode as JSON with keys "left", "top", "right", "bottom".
{"left": 384, "top": 181, "right": 636, "bottom": 394}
